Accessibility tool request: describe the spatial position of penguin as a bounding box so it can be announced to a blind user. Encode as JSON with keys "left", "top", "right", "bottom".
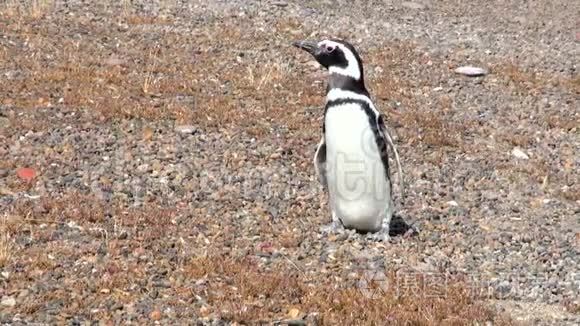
{"left": 293, "top": 38, "right": 404, "bottom": 240}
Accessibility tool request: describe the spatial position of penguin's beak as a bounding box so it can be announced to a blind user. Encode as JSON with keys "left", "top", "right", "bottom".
{"left": 292, "top": 40, "right": 319, "bottom": 56}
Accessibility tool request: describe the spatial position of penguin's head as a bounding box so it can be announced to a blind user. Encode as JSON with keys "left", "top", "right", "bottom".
{"left": 293, "top": 38, "right": 364, "bottom": 81}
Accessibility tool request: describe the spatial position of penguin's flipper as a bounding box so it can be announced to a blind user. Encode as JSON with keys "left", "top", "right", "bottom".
{"left": 313, "top": 137, "right": 328, "bottom": 190}
{"left": 378, "top": 114, "right": 405, "bottom": 202}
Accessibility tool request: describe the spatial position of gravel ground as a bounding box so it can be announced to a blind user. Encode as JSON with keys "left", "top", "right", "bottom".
{"left": 1, "top": 0, "right": 578, "bottom": 324}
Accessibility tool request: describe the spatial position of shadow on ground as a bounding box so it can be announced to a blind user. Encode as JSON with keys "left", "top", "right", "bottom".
{"left": 388, "top": 214, "right": 418, "bottom": 237}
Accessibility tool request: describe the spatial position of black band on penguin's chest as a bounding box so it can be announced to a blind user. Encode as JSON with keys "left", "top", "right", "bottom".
{"left": 323, "top": 98, "right": 373, "bottom": 120}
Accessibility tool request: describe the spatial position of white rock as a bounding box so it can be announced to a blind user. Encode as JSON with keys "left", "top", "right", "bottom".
{"left": 175, "top": 125, "right": 197, "bottom": 134}
{"left": 446, "top": 200, "right": 459, "bottom": 207}
{"left": 137, "top": 163, "right": 150, "bottom": 173}
{"left": 1, "top": 296, "right": 16, "bottom": 307}
{"left": 455, "top": 66, "right": 487, "bottom": 77}
{"left": 67, "top": 221, "right": 83, "bottom": 231}
{"left": 511, "top": 147, "right": 529, "bottom": 160}
{"left": 402, "top": 1, "right": 425, "bottom": 10}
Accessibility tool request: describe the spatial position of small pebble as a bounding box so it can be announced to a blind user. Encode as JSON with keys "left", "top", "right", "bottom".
{"left": 446, "top": 200, "right": 459, "bottom": 207}
{"left": 455, "top": 66, "right": 487, "bottom": 77}
{"left": 1, "top": 296, "right": 16, "bottom": 307}
{"left": 150, "top": 309, "right": 162, "bottom": 321}
{"left": 512, "top": 147, "right": 530, "bottom": 160}
{"left": 175, "top": 125, "right": 196, "bottom": 134}
{"left": 401, "top": 1, "right": 425, "bottom": 10}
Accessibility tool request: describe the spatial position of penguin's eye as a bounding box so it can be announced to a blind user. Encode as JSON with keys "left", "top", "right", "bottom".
{"left": 326, "top": 46, "right": 335, "bottom": 53}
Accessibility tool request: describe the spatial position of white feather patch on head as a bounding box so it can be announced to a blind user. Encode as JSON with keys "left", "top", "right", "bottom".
{"left": 318, "top": 40, "right": 361, "bottom": 80}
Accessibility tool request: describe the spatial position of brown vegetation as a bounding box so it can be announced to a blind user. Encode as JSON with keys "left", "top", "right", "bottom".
{"left": 1, "top": 191, "right": 517, "bottom": 324}
{"left": 187, "top": 256, "right": 514, "bottom": 325}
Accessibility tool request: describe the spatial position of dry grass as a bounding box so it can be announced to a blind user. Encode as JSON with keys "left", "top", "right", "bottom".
{"left": 398, "top": 109, "right": 462, "bottom": 148}
{"left": 559, "top": 184, "right": 580, "bottom": 202}
{"left": 0, "top": 11, "right": 329, "bottom": 141}
{"left": 1, "top": 193, "right": 184, "bottom": 319}
{"left": 0, "top": 193, "right": 515, "bottom": 324}
{"left": 393, "top": 94, "right": 469, "bottom": 149}
{"left": 495, "top": 62, "right": 579, "bottom": 96}
{"left": 545, "top": 114, "right": 579, "bottom": 131}
{"left": 10, "top": 191, "right": 180, "bottom": 233}
{"left": 187, "top": 256, "right": 513, "bottom": 325}
{"left": 0, "top": 214, "right": 14, "bottom": 268}
{"left": 0, "top": 0, "right": 55, "bottom": 19}
{"left": 0, "top": 6, "right": 418, "bottom": 141}
{"left": 3, "top": 4, "right": 570, "bottom": 156}
{"left": 366, "top": 45, "right": 476, "bottom": 149}
{"left": 1, "top": 1, "right": 574, "bottom": 148}
{"left": 496, "top": 130, "right": 535, "bottom": 148}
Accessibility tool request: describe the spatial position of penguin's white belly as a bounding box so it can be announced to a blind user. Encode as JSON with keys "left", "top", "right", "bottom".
{"left": 325, "top": 103, "right": 393, "bottom": 232}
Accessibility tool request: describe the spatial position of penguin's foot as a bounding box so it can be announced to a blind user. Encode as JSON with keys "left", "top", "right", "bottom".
{"left": 320, "top": 220, "right": 344, "bottom": 234}
{"left": 364, "top": 228, "right": 390, "bottom": 242}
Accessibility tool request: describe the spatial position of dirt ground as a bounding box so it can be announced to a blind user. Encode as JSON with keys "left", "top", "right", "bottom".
{"left": 0, "top": 0, "right": 578, "bottom": 325}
